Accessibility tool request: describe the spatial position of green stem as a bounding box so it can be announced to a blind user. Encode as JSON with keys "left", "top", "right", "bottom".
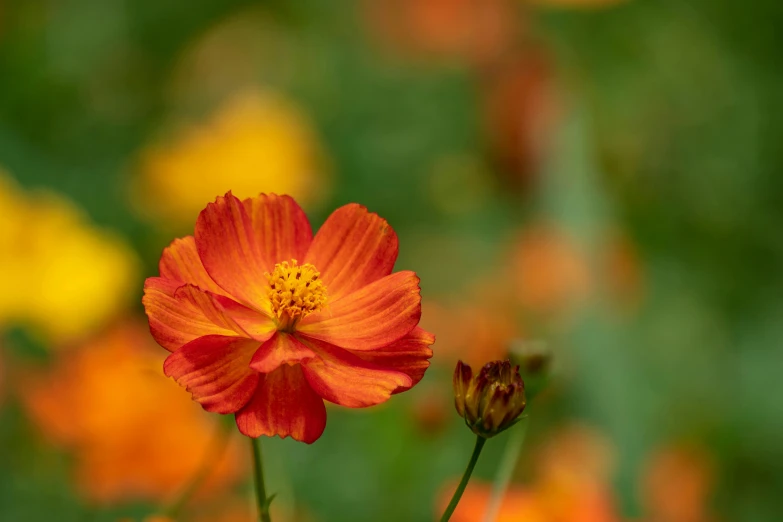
{"left": 440, "top": 435, "right": 487, "bottom": 522}
{"left": 482, "top": 417, "right": 529, "bottom": 522}
{"left": 251, "top": 437, "right": 273, "bottom": 522}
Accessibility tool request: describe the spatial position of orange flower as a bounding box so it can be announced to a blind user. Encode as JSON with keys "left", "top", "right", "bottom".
{"left": 421, "top": 278, "right": 520, "bottom": 368}
{"left": 364, "top": 0, "right": 517, "bottom": 64}
{"left": 640, "top": 445, "right": 715, "bottom": 522}
{"left": 532, "top": 424, "right": 620, "bottom": 522}
{"left": 439, "top": 424, "right": 621, "bottom": 522}
{"left": 143, "top": 192, "right": 434, "bottom": 443}
{"left": 482, "top": 47, "right": 559, "bottom": 191}
{"left": 21, "top": 321, "right": 242, "bottom": 504}
{"left": 438, "top": 481, "right": 547, "bottom": 522}
{"left": 506, "top": 223, "right": 592, "bottom": 315}
{"left": 409, "top": 382, "right": 451, "bottom": 436}
{"left": 527, "top": 0, "right": 628, "bottom": 9}
{"left": 505, "top": 224, "right": 646, "bottom": 318}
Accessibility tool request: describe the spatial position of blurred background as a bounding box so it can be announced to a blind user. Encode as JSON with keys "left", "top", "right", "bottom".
{"left": 1, "top": 0, "right": 782, "bottom": 521}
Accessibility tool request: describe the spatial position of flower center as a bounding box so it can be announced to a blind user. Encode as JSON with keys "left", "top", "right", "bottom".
{"left": 267, "top": 260, "right": 327, "bottom": 329}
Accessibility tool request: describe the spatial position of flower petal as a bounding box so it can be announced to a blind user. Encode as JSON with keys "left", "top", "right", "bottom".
{"left": 304, "top": 203, "right": 398, "bottom": 301}
{"left": 301, "top": 337, "right": 412, "bottom": 408}
{"left": 297, "top": 271, "right": 421, "bottom": 350}
{"left": 242, "top": 193, "right": 313, "bottom": 269}
{"left": 143, "top": 278, "right": 251, "bottom": 351}
{"left": 163, "top": 335, "right": 260, "bottom": 414}
{"left": 213, "top": 294, "right": 277, "bottom": 339}
{"left": 249, "top": 332, "right": 317, "bottom": 374}
{"left": 194, "top": 192, "right": 269, "bottom": 309}
{"left": 158, "top": 235, "right": 226, "bottom": 296}
{"left": 351, "top": 327, "right": 435, "bottom": 393}
{"left": 235, "top": 365, "right": 326, "bottom": 444}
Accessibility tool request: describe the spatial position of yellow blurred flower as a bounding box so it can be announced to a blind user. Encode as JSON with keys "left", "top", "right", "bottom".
{"left": 20, "top": 320, "right": 244, "bottom": 504}
{"left": 0, "top": 171, "right": 138, "bottom": 342}
{"left": 135, "top": 90, "right": 330, "bottom": 228}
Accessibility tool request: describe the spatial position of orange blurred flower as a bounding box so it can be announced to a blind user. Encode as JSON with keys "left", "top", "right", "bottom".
{"left": 136, "top": 90, "right": 329, "bottom": 228}
{"left": 439, "top": 481, "right": 547, "bottom": 522}
{"left": 143, "top": 192, "right": 434, "bottom": 443}
{"left": 409, "top": 382, "right": 451, "bottom": 436}
{"left": 482, "top": 47, "right": 560, "bottom": 190}
{"left": 364, "top": 0, "right": 518, "bottom": 64}
{"left": 534, "top": 424, "right": 620, "bottom": 522}
{"left": 0, "top": 170, "right": 138, "bottom": 342}
{"left": 439, "top": 423, "right": 621, "bottom": 522}
{"left": 21, "top": 321, "right": 243, "bottom": 504}
{"left": 506, "top": 224, "right": 592, "bottom": 316}
{"left": 640, "top": 445, "right": 716, "bottom": 522}
{"left": 527, "top": 0, "right": 628, "bottom": 9}
{"left": 421, "top": 278, "right": 520, "bottom": 368}
{"left": 505, "top": 224, "right": 645, "bottom": 318}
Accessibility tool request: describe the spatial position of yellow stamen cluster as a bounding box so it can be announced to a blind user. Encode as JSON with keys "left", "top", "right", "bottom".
{"left": 267, "top": 260, "right": 327, "bottom": 326}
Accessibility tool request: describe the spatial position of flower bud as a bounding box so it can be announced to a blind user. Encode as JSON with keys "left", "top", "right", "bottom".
{"left": 453, "top": 360, "right": 526, "bottom": 438}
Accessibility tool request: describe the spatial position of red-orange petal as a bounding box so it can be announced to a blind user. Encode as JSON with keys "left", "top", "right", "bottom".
{"left": 213, "top": 294, "right": 277, "bottom": 339}
{"left": 195, "top": 192, "right": 270, "bottom": 310}
{"left": 163, "top": 335, "right": 260, "bottom": 414}
{"left": 304, "top": 203, "right": 398, "bottom": 301}
{"left": 143, "top": 278, "right": 252, "bottom": 351}
{"left": 301, "top": 338, "right": 413, "bottom": 407}
{"left": 158, "top": 235, "right": 226, "bottom": 296}
{"left": 351, "top": 327, "right": 435, "bottom": 394}
{"left": 249, "top": 332, "right": 317, "bottom": 374}
{"left": 234, "top": 365, "right": 326, "bottom": 443}
{"left": 297, "top": 271, "right": 421, "bottom": 350}
{"left": 242, "top": 193, "right": 313, "bottom": 271}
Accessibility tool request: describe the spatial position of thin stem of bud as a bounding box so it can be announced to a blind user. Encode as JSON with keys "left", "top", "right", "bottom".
{"left": 439, "top": 435, "right": 487, "bottom": 522}
{"left": 251, "top": 437, "right": 273, "bottom": 522}
{"left": 482, "top": 416, "right": 530, "bottom": 522}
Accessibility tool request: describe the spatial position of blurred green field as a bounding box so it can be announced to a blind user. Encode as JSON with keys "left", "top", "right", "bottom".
{"left": 1, "top": 1, "right": 782, "bottom": 521}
